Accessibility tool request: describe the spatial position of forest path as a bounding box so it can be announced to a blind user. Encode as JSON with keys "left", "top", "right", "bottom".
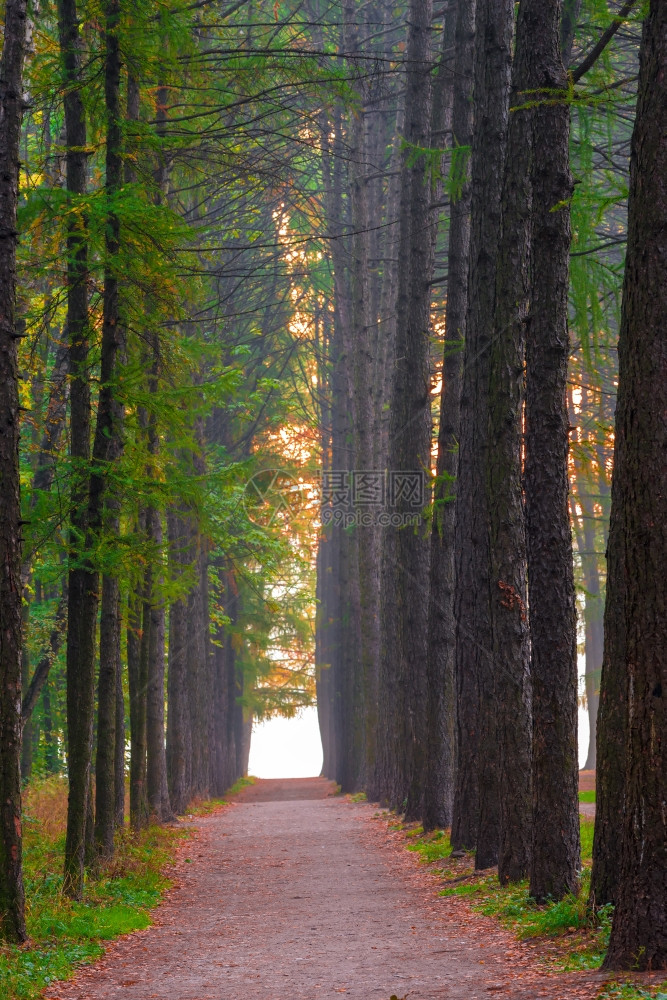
{"left": 47, "top": 778, "right": 608, "bottom": 1000}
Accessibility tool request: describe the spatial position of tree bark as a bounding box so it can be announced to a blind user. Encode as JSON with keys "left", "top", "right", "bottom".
{"left": 146, "top": 508, "right": 173, "bottom": 821}
{"left": 21, "top": 589, "right": 67, "bottom": 724}
{"left": 579, "top": 480, "right": 603, "bottom": 773}
{"left": 58, "top": 0, "right": 96, "bottom": 900}
{"left": 485, "top": 0, "right": 537, "bottom": 884}
{"left": 452, "top": 0, "right": 514, "bottom": 862}
{"left": 525, "top": 0, "right": 580, "bottom": 903}
{"left": 343, "top": 2, "right": 375, "bottom": 794}
{"left": 423, "top": 0, "right": 474, "bottom": 833}
{"left": 71, "top": 0, "right": 125, "bottom": 874}
{"left": 319, "top": 99, "right": 362, "bottom": 795}
{"left": 601, "top": 0, "right": 667, "bottom": 969}
{"left": 95, "top": 574, "right": 119, "bottom": 858}
{"left": 19, "top": 338, "right": 69, "bottom": 781}
{"left": 187, "top": 512, "right": 213, "bottom": 797}
{"left": 115, "top": 643, "right": 125, "bottom": 828}
{"left": 0, "top": 0, "right": 29, "bottom": 943}
{"left": 166, "top": 511, "right": 191, "bottom": 813}
{"left": 380, "top": 0, "right": 434, "bottom": 819}
{"left": 128, "top": 583, "right": 148, "bottom": 829}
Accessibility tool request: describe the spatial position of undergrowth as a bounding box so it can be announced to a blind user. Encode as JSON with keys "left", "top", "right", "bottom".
{"left": 400, "top": 816, "right": 617, "bottom": 971}
{"left": 597, "top": 983, "right": 667, "bottom": 1000}
{"left": 0, "top": 772, "right": 248, "bottom": 1000}
{"left": 187, "top": 775, "right": 255, "bottom": 816}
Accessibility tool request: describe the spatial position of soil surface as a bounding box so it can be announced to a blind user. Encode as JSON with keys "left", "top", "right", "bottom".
{"left": 47, "top": 778, "right": 611, "bottom": 1000}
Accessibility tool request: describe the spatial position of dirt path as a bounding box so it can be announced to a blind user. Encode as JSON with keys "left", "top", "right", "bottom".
{"left": 47, "top": 778, "right": 610, "bottom": 1000}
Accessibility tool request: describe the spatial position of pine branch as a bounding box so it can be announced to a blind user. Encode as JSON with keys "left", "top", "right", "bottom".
{"left": 571, "top": 0, "right": 639, "bottom": 83}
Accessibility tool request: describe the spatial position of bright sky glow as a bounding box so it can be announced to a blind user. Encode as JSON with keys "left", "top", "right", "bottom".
{"left": 248, "top": 706, "right": 323, "bottom": 778}
{"left": 248, "top": 702, "right": 590, "bottom": 779}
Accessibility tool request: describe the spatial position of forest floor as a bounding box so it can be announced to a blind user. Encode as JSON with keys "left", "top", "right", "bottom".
{"left": 578, "top": 771, "right": 596, "bottom": 819}
{"left": 43, "top": 776, "right": 659, "bottom": 1000}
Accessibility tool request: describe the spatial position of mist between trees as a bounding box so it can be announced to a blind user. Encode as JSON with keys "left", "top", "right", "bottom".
{"left": 0, "top": 0, "right": 664, "bottom": 973}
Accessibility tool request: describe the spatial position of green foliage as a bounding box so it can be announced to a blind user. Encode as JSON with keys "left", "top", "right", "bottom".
{"left": 598, "top": 984, "right": 667, "bottom": 1000}
{"left": 15, "top": 0, "right": 346, "bottom": 782}
{"left": 406, "top": 829, "right": 451, "bottom": 863}
{"left": 1, "top": 780, "right": 188, "bottom": 999}
{"left": 227, "top": 776, "right": 256, "bottom": 796}
{"left": 446, "top": 143, "right": 471, "bottom": 204}
{"left": 400, "top": 818, "right": 608, "bottom": 970}
{"left": 581, "top": 817, "right": 595, "bottom": 860}
{"left": 579, "top": 790, "right": 596, "bottom": 803}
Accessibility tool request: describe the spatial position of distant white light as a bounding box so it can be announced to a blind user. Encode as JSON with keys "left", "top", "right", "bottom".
{"left": 248, "top": 706, "right": 323, "bottom": 779}
{"left": 248, "top": 702, "right": 590, "bottom": 780}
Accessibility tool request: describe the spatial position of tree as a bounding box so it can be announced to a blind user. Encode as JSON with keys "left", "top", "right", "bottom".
{"left": 93, "top": 0, "right": 125, "bottom": 861}
{"left": 599, "top": 0, "right": 667, "bottom": 970}
{"left": 0, "top": 0, "right": 29, "bottom": 944}
{"left": 379, "top": 0, "right": 434, "bottom": 818}
{"left": 524, "top": 0, "right": 580, "bottom": 903}
{"left": 452, "top": 0, "right": 514, "bottom": 863}
{"left": 423, "top": 0, "right": 474, "bottom": 833}
{"left": 484, "top": 0, "right": 534, "bottom": 884}
{"left": 58, "top": 0, "right": 96, "bottom": 898}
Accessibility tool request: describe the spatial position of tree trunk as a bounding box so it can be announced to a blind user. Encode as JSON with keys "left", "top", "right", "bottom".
{"left": 379, "top": 0, "right": 434, "bottom": 819}
{"left": 580, "top": 484, "right": 603, "bottom": 772}
{"left": 342, "top": 2, "right": 374, "bottom": 795}
{"left": 20, "top": 339, "right": 69, "bottom": 781}
{"left": 321, "top": 99, "right": 363, "bottom": 795}
{"left": 43, "top": 680, "right": 58, "bottom": 774}
{"left": 128, "top": 584, "right": 148, "bottom": 829}
{"left": 485, "top": 0, "right": 538, "bottom": 884}
{"left": 20, "top": 605, "right": 33, "bottom": 783}
{"left": 166, "top": 511, "right": 191, "bottom": 813}
{"left": 601, "top": 1, "right": 667, "bottom": 969}
{"left": 525, "top": 0, "right": 579, "bottom": 903}
{"left": 93, "top": 0, "right": 126, "bottom": 857}
{"left": 452, "top": 0, "right": 514, "bottom": 862}
{"left": 69, "top": 0, "right": 125, "bottom": 878}
{"left": 423, "top": 0, "right": 474, "bottom": 833}
{"left": 94, "top": 574, "right": 119, "bottom": 858}
{"left": 187, "top": 521, "right": 212, "bottom": 798}
{"left": 0, "top": 0, "right": 28, "bottom": 943}
{"left": 115, "top": 644, "right": 125, "bottom": 828}
{"left": 146, "top": 507, "right": 173, "bottom": 821}
{"left": 58, "top": 0, "right": 96, "bottom": 901}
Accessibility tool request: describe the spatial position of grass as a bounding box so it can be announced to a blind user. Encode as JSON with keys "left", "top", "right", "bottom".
{"left": 598, "top": 983, "right": 667, "bottom": 999}
{"left": 579, "top": 790, "right": 596, "bottom": 803}
{"left": 398, "top": 815, "right": 616, "bottom": 972}
{"left": 0, "top": 772, "right": 253, "bottom": 1000}
{"left": 187, "top": 775, "right": 255, "bottom": 816}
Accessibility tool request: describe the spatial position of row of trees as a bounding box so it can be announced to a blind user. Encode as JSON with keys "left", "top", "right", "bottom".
{"left": 313, "top": 0, "right": 666, "bottom": 971}
{"left": 1, "top": 0, "right": 327, "bottom": 938}
{"left": 0, "top": 0, "right": 664, "bottom": 974}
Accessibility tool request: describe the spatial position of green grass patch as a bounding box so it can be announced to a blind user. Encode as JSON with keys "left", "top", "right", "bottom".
{"left": 401, "top": 816, "right": 610, "bottom": 971}
{"left": 406, "top": 828, "right": 452, "bottom": 863}
{"left": 0, "top": 790, "right": 191, "bottom": 1000}
{"left": 188, "top": 776, "right": 256, "bottom": 817}
{"left": 349, "top": 791, "right": 367, "bottom": 803}
{"left": 228, "top": 775, "right": 256, "bottom": 795}
{"left": 598, "top": 983, "right": 667, "bottom": 999}
{"left": 579, "top": 790, "right": 596, "bottom": 803}
{"left": 581, "top": 817, "right": 595, "bottom": 861}
{"left": 189, "top": 797, "right": 228, "bottom": 815}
